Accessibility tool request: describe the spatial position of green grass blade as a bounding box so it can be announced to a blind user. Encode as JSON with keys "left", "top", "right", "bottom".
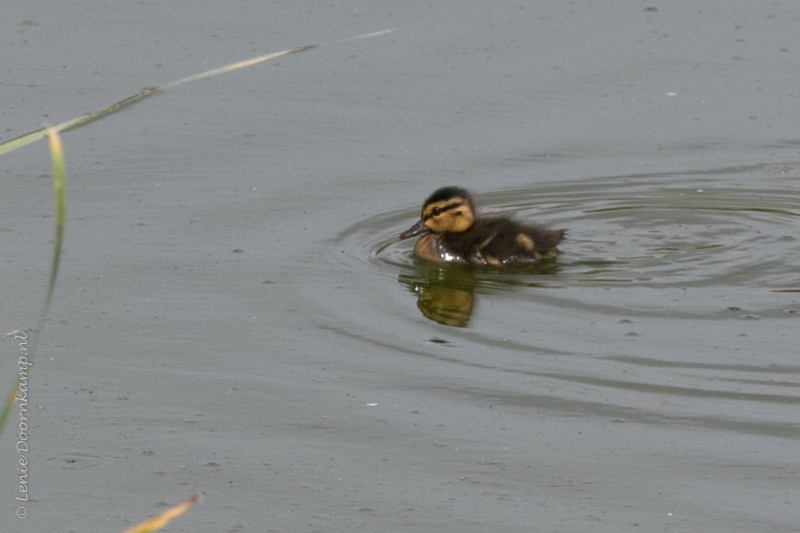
{"left": 0, "top": 88, "right": 159, "bottom": 157}
{"left": 159, "top": 45, "right": 315, "bottom": 90}
{"left": 43, "top": 128, "right": 66, "bottom": 313}
{"left": 37, "top": 128, "right": 67, "bottom": 314}
{"left": 0, "top": 44, "right": 317, "bottom": 156}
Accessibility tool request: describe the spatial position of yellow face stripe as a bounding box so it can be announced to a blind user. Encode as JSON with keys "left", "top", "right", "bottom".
{"left": 422, "top": 199, "right": 465, "bottom": 221}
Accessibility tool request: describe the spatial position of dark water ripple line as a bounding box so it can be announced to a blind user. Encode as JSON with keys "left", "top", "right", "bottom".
{"left": 44, "top": 453, "right": 109, "bottom": 469}
{"left": 454, "top": 385, "right": 800, "bottom": 440}
{"left": 717, "top": 377, "right": 800, "bottom": 389}
{"left": 585, "top": 205, "right": 799, "bottom": 217}
{"left": 607, "top": 355, "right": 800, "bottom": 374}
{"left": 314, "top": 321, "right": 571, "bottom": 359}
{"left": 541, "top": 372, "right": 800, "bottom": 405}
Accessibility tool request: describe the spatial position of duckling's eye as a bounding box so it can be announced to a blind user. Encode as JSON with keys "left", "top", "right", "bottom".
{"left": 432, "top": 207, "right": 443, "bottom": 216}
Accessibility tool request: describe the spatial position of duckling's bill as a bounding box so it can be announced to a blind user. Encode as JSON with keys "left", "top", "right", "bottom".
{"left": 399, "top": 219, "right": 431, "bottom": 240}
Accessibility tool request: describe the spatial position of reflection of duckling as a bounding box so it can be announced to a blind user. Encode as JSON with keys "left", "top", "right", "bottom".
{"left": 400, "top": 186, "right": 566, "bottom": 266}
{"left": 399, "top": 268, "right": 478, "bottom": 327}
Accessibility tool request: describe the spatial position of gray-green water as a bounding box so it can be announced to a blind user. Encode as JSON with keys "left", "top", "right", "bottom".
{"left": 2, "top": 2, "right": 799, "bottom": 532}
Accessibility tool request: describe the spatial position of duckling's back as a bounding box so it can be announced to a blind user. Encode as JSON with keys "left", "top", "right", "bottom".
{"left": 481, "top": 218, "right": 564, "bottom": 264}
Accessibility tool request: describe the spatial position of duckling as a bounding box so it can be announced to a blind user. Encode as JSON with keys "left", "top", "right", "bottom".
{"left": 399, "top": 186, "right": 565, "bottom": 266}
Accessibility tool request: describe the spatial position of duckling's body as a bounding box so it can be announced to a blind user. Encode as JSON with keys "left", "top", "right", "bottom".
{"left": 400, "top": 186, "right": 565, "bottom": 266}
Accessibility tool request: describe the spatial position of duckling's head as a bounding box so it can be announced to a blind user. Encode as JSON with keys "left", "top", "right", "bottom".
{"left": 400, "top": 186, "right": 476, "bottom": 239}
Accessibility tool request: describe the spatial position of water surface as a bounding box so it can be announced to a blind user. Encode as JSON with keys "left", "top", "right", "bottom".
{"left": 2, "top": 2, "right": 799, "bottom": 532}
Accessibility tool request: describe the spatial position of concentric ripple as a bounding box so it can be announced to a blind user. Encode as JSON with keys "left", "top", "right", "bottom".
{"left": 366, "top": 171, "right": 800, "bottom": 290}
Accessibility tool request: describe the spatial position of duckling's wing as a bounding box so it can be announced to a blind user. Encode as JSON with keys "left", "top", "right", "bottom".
{"left": 481, "top": 219, "right": 564, "bottom": 260}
